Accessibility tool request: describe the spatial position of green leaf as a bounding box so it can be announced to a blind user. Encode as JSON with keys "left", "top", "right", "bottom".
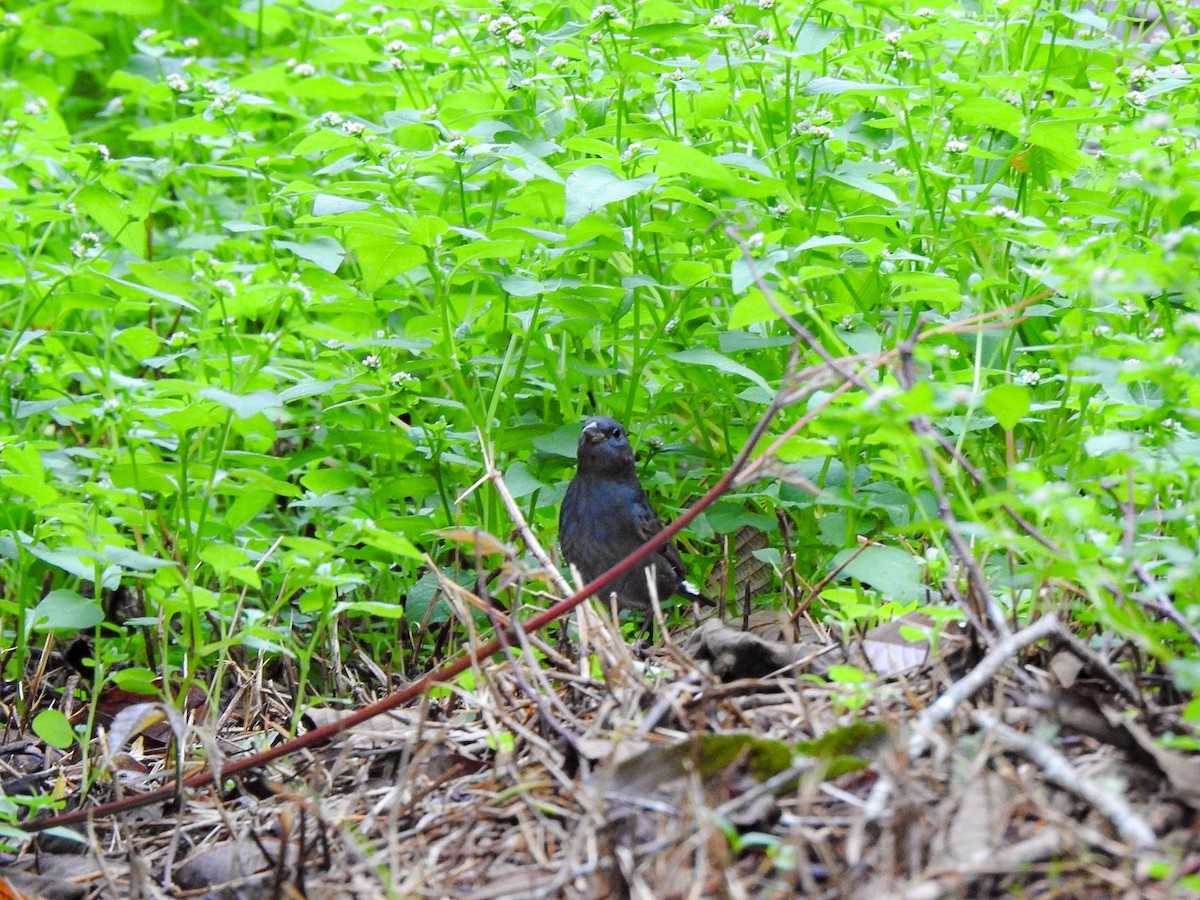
{"left": 826, "top": 163, "right": 898, "bottom": 203}
{"left": 984, "top": 383, "right": 1031, "bottom": 431}
{"left": 646, "top": 140, "right": 737, "bottom": 191}
{"left": 667, "top": 348, "right": 772, "bottom": 393}
{"left": 563, "top": 165, "right": 656, "bottom": 227}
{"left": 953, "top": 97, "right": 1024, "bottom": 136}
{"left": 805, "top": 77, "right": 913, "bottom": 96}
{"left": 199, "top": 388, "right": 282, "bottom": 420}
{"left": 793, "top": 22, "right": 843, "bottom": 55}
{"left": 19, "top": 24, "right": 102, "bottom": 57}
{"left": 532, "top": 424, "right": 582, "bottom": 458}
{"left": 345, "top": 228, "right": 423, "bottom": 291}
{"left": 76, "top": 185, "right": 147, "bottom": 258}
{"left": 409, "top": 216, "right": 449, "bottom": 248}
{"left": 30, "top": 590, "right": 105, "bottom": 633}
{"left": 277, "top": 236, "right": 345, "bottom": 272}
{"left": 830, "top": 546, "right": 923, "bottom": 603}
{"left": 33, "top": 710, "right": 76, "bottom": 750}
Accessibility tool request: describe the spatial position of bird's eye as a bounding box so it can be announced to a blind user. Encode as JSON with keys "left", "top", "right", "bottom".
{"left": 611, "top": 427, "right": 622, "bottom": 437}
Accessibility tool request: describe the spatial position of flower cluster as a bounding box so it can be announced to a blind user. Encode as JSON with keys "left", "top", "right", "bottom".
{"left": 791, "top": 107, "right": 833, "bottom": 140}
{"left": 70, "top": 231, "right": 102, "bottom": 259}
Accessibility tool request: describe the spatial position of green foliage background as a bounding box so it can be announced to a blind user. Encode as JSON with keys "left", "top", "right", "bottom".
{"left": 1, "top": 0, "right": 1198, "bottom": 719}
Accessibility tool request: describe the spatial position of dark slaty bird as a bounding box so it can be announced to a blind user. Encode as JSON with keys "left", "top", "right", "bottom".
{"left": 559, "top": 416, "right": 712, "bottom": 614}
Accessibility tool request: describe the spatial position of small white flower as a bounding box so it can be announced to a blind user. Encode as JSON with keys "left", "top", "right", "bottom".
{"left": 103, "top": 397, "right": 121, "bottom": 412}
{"left": 1149, "top": 327, "right": 1165, "bottom": 339}
{"left": 391, "top": 371, "right": 414, "bottom": 385}
{"left": 621, "top": 140, "right": 642, "bottom": 160}
{"left": 425, "top": 103, "right": 438, "bottom": 116}
{"left": 708, "top": 13, "right": 733, "bottom": 28}
{"left": 664, "top": 317, "right": 680, "bottom": 333}
{"left": 754, "top": 28, "right": 772, "bottom": 44}
{"left": 896, "top": 49, "right": 913, "bottom": 61}
{"left": 552, "top": 55, "right": 570, "bottom": 70}
{"left": 758, "top": 0, "right": 773, "bottom": 8}
{"left": 183, "top": 36, "right": 200, "bottom": 49}
{"left": 885, "top": 29, "right": 903, "bottom": 44}
{"left": 987, "top": 204, "right": 1020, "bottom": 220}
{"left": 293, "top": 62, "right": 316, "bottom": 77}
{"left": 589, "top": 31, "right": 603, "bottom": 44}
{"left": 138, "top": 27, "right": 157, "bottom": 40}
{"left": 591, "top": 5, "right": 619, "bottom": 22}
{"left": 386, "top": 39, "right": 408, "bottom": 53}
{"left": 1016, "top": 369, "right": 1040, "bottom": 386}
{"left": 893, "top": 166, "right": 912, "bottom": 176}
{"left": 488, "top": 14, "right": 515, "bottom": 34}
{"left": 166, "top": 73, "right": 190, "bottom": 92}
{"left": 96, "top": 143, "right": 110, "bottom": 160}
{"left": 477, "top": 13, "right": 492, "bottom": 24}
{"left": 363, "top": 354, "right": 381, "bottom": 369}
{"left": 506, "top": 28, "right": 525, "bottom": 46}
{"left": 388, "top": 57, "right": 406, "bottom": 70}
{"left": 213, "top": 278, "right": 236, "bottom": 296}
{"left": 914, "top": 7, "right": 934, "bottom": 16}
{"left": 369, "top": 4, "right": 386, "bottom": 15}
{"left": 70, "top": 231, "right": 102, "bottom": 258}
{"left": 320, "top": 111, "right": 344, "bottom": 126}
{"left": 343, "top": 120, "right": 364, "bottom": 134}
{"left": 446, "top": 137, "right": 467, "bottom": 154}
{"left": 747, "top": 232, "right": 764, "bottom": 249}
{"left": 946, "top": 137, "right": 969, "bottom": 153}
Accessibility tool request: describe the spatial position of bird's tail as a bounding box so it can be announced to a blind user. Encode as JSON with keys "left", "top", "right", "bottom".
{"left": 679, "top": 579, "right": 716, "bottom": 607}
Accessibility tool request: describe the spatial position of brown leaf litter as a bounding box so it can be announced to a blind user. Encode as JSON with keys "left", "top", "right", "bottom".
{"left": 3, "top": 599, "right": 1198, "bottom": 899}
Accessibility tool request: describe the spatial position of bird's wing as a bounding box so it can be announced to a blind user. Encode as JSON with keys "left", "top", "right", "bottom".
{"left": 630, "top": 492, "right": 687, "bottom": 579}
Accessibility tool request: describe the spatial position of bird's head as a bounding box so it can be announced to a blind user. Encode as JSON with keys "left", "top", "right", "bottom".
{"left": 576, "top": 416, "right": 635, "bottom": 475}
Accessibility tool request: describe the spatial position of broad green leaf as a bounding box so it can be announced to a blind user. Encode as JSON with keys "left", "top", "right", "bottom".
{"left": 646, "top": 140, "right": 737, "bottom": 191}
{"left": 667, "top": 348, "right": 772, "bottom": 393}
{"left": 19, "top": 24, "right": 102, "bottom": 57}
{"left": 199, "top": 388, "right": 282, "bottom": 420}
{"left": 409, "top": 216, "right": 449, "bottom": 248}
{"left": 984, "top": 383, "right": 1031, "bottom": 432}
{"left": 794, "top": 22, "right": 843, "bottom": 55}
{"left": 312, "top": 194, "right": 372, "bottom": 216}
{"left": 277, "top": 237, "right": 346, "bottom": 272}
{"left": 829, "top": 546, "right": 922, "bottom": 603}
{"left": 563, "top": 165, "right": 656, "bottom": 227}
{"left": 76, "top": 185, "right": 147, "bottom": 258}
{"left": 953, "top": 97, "right": 1024, "bottom": 136}
{"left": 345, "top": 228, "right": 423, "bottom": 291}
{"left": 103, "top": 546, "right": 174, "bottom": 571}
{"left": 33, "top": 710, "right": 76, "bottom": 750}
{"left": 30, "top": 590, "right": 105, "bottom": 632}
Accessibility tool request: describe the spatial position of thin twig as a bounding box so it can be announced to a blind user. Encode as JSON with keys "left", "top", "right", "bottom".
{"left": 972, "top": 709, "right": 1156, "bottom": 848}
{"left": 908, "top": 614, "right": 1059, "bottom": 757}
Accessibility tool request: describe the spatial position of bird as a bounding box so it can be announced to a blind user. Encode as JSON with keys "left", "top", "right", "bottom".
{"left": 559, "top": 416, "right": 713, "bottom": 617}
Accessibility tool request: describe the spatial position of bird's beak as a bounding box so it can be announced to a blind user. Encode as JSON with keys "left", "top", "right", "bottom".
{"left": 581, "top": 422, "right": 605, "bottom": 444}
